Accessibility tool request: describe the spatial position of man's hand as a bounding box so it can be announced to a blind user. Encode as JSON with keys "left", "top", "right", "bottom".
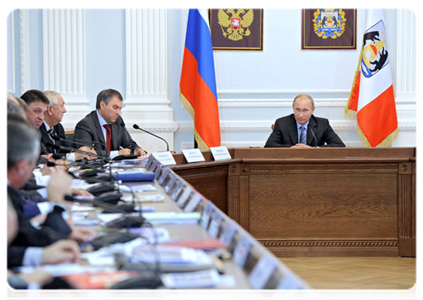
{"left": 19, "top": 269, "right": 52, "bottom": 287}
{"left": 134, "top": 148, "right": 147, "bottom": 156}
{"left": 76, "top": 146, "right": 98, "bottom": 161}
{"left": 291, "top": 144, "right": 313, "bottom": 149}
{"left": 69, "top": 226, "right": 96, "bottom": 244}
{"left": 47, "top": 170, "right": 73, "bottom": 207}
{"left": 118, "top": 148, "right": 131, "bottom": 155}
{"left": 41, "top": 239, "right": 80, "bottom": 265}
{"left": 40, "top": 163, "right": 58, "bottom": 176}
{"left": 70, "top": 188, "right": 93, "bottom": 198}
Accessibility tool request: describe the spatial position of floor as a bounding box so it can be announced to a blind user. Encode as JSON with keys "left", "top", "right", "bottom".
{"left": 280, "top": 257, "right": 416, "bottom": 289}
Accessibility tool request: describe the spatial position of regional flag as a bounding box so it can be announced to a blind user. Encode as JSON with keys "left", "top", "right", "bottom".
{"left": 345, "top": 9, "right": 398, "bottom": 147}
{"left": 179, "top": 9, "right": 221, "bottom": 150}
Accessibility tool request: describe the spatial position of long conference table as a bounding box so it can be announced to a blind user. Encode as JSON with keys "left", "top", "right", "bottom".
{"left": 171, "top": 148, "right": 416, "bottom": 258}
{"left": 10, "top": 154, "right": 309, "bottom": 293}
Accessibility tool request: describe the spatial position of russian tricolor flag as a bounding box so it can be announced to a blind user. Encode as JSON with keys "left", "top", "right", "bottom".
{"left": 179, "top": 9, "right": 221, "bottom": 150}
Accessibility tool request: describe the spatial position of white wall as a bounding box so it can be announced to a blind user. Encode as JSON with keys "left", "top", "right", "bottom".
{"left": 7, "top": 9, "right": 416, "bottom": 152}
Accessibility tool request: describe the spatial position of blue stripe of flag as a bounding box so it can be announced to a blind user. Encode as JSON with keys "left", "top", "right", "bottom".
{"left": 184, "top": 9, "right": 218, "bottom": 100}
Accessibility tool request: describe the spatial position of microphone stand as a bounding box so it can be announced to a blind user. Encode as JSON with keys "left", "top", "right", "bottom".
{"left": 133, "top": 124, "right": 169, "bottom": 152}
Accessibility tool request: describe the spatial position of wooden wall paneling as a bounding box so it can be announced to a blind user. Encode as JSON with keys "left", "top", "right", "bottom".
{"left": 175, "top": 165, "right": 229, "bottom": 214}
{"left": 172, "top": 148, "right": 416, "bottom": 257}
{"left": 398, "top": 162, "right": 416, "bottom": 256}
{"left": 239, "top": 163, "right": 250, "bottom": 231}
{"left": 411, "top": 162, "right": 420, "bottom": 257}
{"left": 248, "top": 162, "right": 400, "bottom": 257}
{"left": 227, "top": 163, "right": 241, "bottom": 223}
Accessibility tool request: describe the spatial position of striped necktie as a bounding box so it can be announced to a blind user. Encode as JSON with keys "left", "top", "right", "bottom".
{"left": 299, "top": 126, "right": 306, "bottom": 144}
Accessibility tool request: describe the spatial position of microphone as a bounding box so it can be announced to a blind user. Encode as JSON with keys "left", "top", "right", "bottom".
{"left": 65, "top": 195, "right": 145, "bottom": 228}
{"left": 309, "top": 126, "right": 318, "bottom": 147}
{"left": 46, "top": 142, "right": 101, "bottom": 159}
{"left": 51, "top": 134, "right": 105, "bottom": 153}
{"left": 133, "top": 124, "right": 169, "bottom": 152}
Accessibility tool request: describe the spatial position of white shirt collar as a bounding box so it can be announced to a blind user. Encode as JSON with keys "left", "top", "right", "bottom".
{"left": 96, "top": 110, "right": 109, "bottom": 126}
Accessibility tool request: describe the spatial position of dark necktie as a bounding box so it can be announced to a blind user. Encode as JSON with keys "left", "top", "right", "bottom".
{"left": 48, "top": 128, "right": 56, "bottom": 153}
{"left": 299, "top": 126, "right": 306, "bottom": 145}
{"left": 103, "top": 124, "right": 112, "bottom": 151}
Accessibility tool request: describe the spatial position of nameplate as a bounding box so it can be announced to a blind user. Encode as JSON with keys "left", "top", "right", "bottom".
{"left": 171, "top": 181, "right": 185, "bottom": 201}
{"left": 233, "top": 236, "right": 252, "bottom": 268}
{"left": 145, "top": 155, "right": 155, "bottom": 171}
{"left": 248, "top": 255, "right": 277, "bottom": 289}
{"left": 208, "top": 211, "right": 224, "bottom": 238}
{"left": 154, "top": 163, "right": 163, "bottom": 180}
{"left": 184, "top": 193, "right": 203, "bottom": 212}
{"left": 157, "top": 167, "right": 171, "bottom": 185}
{"left": 152, "top": 151, "right": 176, "bottom": 166}
{"left": 210, "top": 146, "right": 231, "bottom": 161}
{"left": 219, "top": 220, "right": 237, "bottom": 246}
{"left": 201, "top": 201, "right": 215, "bottom": 229}
{"left": 176, "top": 186, "right": 193, "bottom": 208}
{"left": 164, "top": 174, "right": 177, "bottom": 194}
{"left": 182, "top": 149, "right": 206, "bottom": 163}
{"left": 270, "top": 273, "right": 302, "bottom": 300}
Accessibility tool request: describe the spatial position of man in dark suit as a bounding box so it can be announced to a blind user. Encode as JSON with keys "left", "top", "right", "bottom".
{"left": 74, "top": 89, "right": 147, "bottom": 158}
{"left": 265, "top": 94, "right": 345, "bottom": 148}
{"left": 41, "top": 91, "right": 96, "bottom": 161}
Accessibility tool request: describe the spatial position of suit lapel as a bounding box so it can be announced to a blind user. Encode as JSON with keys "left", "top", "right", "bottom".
{"left": 307, "top": 116, "right": 317, "bottom": 145}
{"left": 91, "top": 112, "right": 106, "bottom": 148}
{"left": 288, "top": 114, "right": 298, "bottom": 144}
{"left": 110, "top": 122, "right": 120, "bottom": 150}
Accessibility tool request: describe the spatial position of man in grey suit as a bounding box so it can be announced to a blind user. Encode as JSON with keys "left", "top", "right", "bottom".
{"left": 74, "top": 89, "right": 147, "bottom": 158}
{"left": 265, "top": 94, "right": 345, "bottom": 148}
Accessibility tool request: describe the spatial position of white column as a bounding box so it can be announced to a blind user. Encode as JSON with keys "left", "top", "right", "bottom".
{"left": 124, "top": 9, "right": 177, "bottom": 152}
{"left": 391, "top": 9, "right": 416, "bottom": 147}
{"left": 395, "top": 9, "right": 416, "bottom": 101}
{"left": 19, "top": 9, "right": 30, "bottom": 93}
{"left": 43, "top": 9, "right": 89, "bottom": 128}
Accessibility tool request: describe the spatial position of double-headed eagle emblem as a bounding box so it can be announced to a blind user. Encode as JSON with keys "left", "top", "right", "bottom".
{"left": 217, "top": 9, "right": 254, "bottom": 41}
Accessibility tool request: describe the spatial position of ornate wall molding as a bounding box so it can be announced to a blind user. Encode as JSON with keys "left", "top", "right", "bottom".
{"left": 261, "top": 240, "right": 399, "bottom": 248}
{"left": 19, "top": 9, "right": 30, "bottom": 93}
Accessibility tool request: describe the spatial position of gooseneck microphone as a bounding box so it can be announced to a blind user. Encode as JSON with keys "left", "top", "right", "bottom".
{"left": 46, "top": 142, "right": 100, "bottom": 159}
{"left": 133, "top": 124, "right": 169, "bottom": 152}
{"left": 309, "top": 127, "right": 318, "bottom": 147}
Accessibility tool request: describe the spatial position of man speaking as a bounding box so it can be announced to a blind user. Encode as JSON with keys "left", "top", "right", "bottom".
{"left": 74, "top": 89, "right": 147, "bottom": 158}
{"left": 265, "top": 94, "right": 345, "bottom": 148}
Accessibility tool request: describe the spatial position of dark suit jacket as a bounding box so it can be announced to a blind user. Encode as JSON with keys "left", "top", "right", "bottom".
{"left": 73, "top": 110, "right": 142, "bottom": 156}
{"left": 39, "top": 122, "right": 67, "bottom": 155}
{"left": 7, "top": 185, "right": 72, "bottom": 267}
{"left": 264, "top": 114, "right": 345, "bottom": 148}
{"left": 5, "top": 246, "right": 28, "bottom": 269}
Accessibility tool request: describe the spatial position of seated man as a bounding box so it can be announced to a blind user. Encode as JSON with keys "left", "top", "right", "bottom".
{"left": 74, "top": 89, "right": 147, "bottom": 158}
{"left": 264, "top": 94, "right": 345, "bottom": 148}
{"left": 41, "top": 90, "right": 96, "bottom": 161}
{"left": 7, "top": 119, "right": 94, "bottom": 254}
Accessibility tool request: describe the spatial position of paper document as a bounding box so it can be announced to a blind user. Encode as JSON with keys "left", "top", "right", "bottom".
{"left": 161, "top": 269, "right": 221, "bottom": 288}
{"left": 130, "top": 245, "right": 213, "bottom": 266}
